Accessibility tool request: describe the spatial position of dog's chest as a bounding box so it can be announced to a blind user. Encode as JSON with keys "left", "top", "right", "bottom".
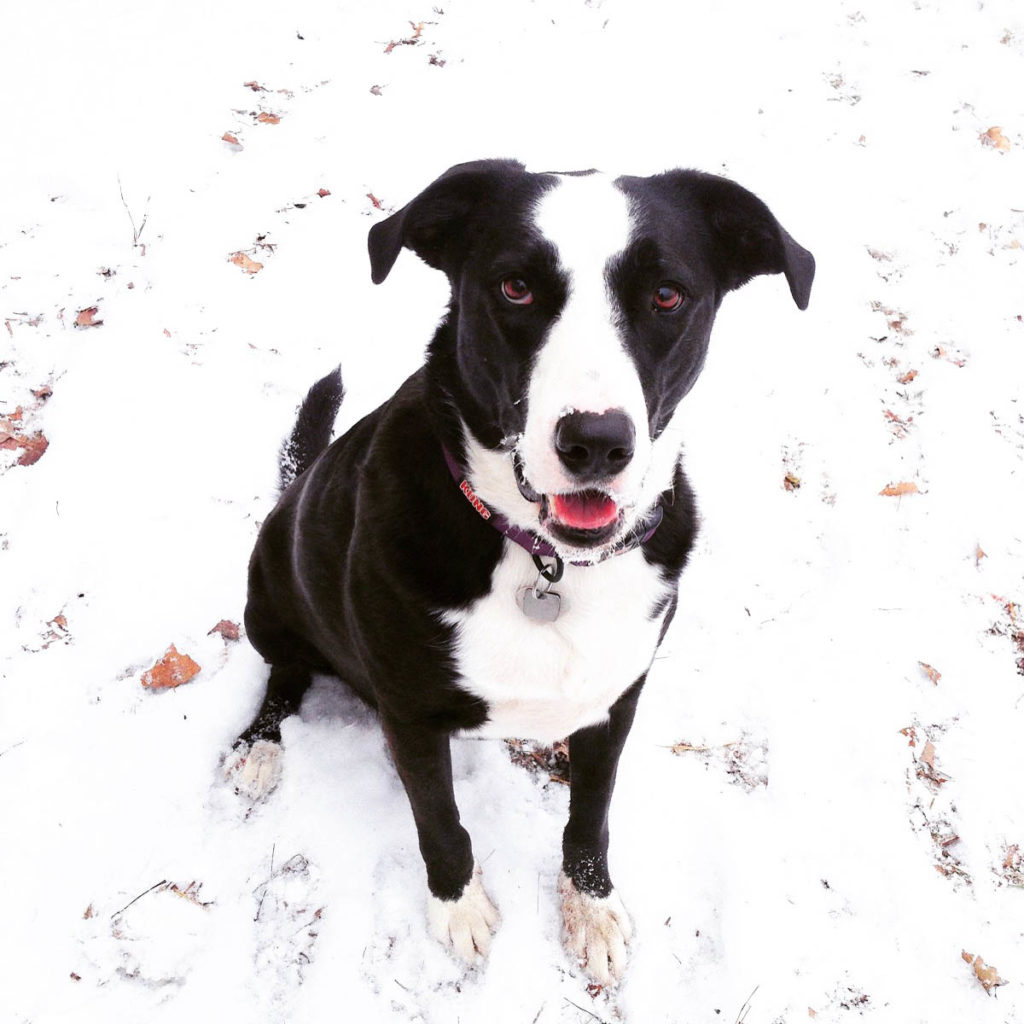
{"left": 443, "top": 545, "right": 671, "bottom": 743}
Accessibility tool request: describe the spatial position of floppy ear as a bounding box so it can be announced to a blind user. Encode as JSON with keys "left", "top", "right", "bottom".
{"left": 367, "top": 159, "right": 527, "bottom": 285}
{"left": 670, "top": 171, "right": 815, "bottom": 309}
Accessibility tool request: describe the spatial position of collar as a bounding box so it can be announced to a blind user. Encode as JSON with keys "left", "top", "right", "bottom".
{"left": 441, "top": 445, "right": 663, "bottom": 568}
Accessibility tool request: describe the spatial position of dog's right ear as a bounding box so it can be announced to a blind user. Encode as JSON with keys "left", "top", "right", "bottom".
{"left": 368, "top": 159, "right": 527, "bottom": 285}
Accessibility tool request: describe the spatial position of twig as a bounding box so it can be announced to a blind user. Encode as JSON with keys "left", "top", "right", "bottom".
{"left": 735, "top": 985, "right": 759, "bottom": 1024}
{"left": 254, "top": 843, "right": 276, "bottom": 921}
{"left": 117, "top": 176, "right": 150, "bottom": 246}
{"left": 111, "top": 879, "right": 168, "bottom": 918}
{"left": 563, "top": 998, "right": 605, "bottom": 1022}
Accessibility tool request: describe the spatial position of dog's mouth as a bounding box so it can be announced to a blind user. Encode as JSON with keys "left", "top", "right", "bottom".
{"left": 514, "top": 453, "right": 624, "bottom": 548}
{"left": 541, "top": 491, "right": 622, "bottom": 546}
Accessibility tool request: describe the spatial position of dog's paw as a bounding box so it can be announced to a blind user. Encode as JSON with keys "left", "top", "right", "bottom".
{"left": 427, "top": 866, "right": 500, "bottom": 963}
{"left": 558, "top": 872, "right": 633, "bottom": 986}
{"left": 224, "top": 738, "right": 283, "bottom": 802}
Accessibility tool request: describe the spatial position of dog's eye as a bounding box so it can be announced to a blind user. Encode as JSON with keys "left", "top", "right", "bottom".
{"left": 501, "top": 278, "right": 534, "bottom": 305}
{"left": 652, "top": 284, "right": 685, "bottom": 312}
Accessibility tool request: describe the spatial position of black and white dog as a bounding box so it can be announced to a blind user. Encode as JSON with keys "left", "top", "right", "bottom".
{"left": 233, "top": 159, "right": 813, "bottom": 984}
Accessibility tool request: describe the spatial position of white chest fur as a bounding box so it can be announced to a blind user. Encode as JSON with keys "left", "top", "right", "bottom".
{"left": 442, "top": 543, "right": 672, "bottom": 743}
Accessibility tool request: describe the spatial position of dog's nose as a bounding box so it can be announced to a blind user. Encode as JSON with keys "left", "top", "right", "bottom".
{"left": 554, "top": 410, "right": 635, "bottom": 480}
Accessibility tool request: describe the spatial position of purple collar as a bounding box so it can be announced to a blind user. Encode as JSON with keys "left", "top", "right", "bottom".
{"left": 442, "top": 445, "right": 663, "bottom": 567}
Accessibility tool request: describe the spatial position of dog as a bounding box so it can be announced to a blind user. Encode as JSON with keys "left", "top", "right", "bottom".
{"left": 232, "top": 159, "right": 814, "bottom": 984}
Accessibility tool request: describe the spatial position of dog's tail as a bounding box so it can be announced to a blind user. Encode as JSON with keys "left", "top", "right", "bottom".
{"left": 279, "top": 366, "right": 344, "bottom": 490}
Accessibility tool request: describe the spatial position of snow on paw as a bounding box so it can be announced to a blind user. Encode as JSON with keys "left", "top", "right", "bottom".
{"left": 427, "top": 866, "right": 500, "bottom": 963}
{"left": 225, "top": 738, "right": 283, "bottom": 802}
{"left": 558, "top": 872, "right": 633, "bottom": 986}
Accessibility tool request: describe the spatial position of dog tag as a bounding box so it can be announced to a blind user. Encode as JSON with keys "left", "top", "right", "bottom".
{"left": 520, "top": 585, "right": 561, "bottom": 623}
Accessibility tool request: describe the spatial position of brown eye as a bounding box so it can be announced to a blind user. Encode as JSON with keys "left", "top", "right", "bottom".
{"left": 652, "top": 284, "right": 685, "bottom": 312}
{"left": 501, "top": 278, "right": 533, "bottom": 305}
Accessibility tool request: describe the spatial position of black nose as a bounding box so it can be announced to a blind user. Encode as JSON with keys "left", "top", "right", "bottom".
{"left": 554, "top": 410, "right": 635, "bottom": 480}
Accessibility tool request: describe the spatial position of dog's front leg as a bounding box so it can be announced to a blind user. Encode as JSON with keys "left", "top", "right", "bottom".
{"left": 559, "top": 677, "right": 644, "bottom": 985}
{"left": 382, "top": 715, "right": 499, "bottom": 962}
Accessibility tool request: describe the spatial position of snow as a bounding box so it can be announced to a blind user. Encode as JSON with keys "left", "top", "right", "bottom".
{"left": 2, "top": 0, "right": 1022, "bottom": 1021}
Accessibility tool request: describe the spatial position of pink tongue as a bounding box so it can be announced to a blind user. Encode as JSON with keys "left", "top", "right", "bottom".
{"left": 550, "top": 492, "right": 619, "bottom": 530}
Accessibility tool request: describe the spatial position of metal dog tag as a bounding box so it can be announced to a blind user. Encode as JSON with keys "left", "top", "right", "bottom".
{"left": 519, "top": 585, "right": 561, "bottom": 623}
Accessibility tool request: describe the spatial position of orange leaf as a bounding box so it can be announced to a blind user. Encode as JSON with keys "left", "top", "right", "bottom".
{"left": 980, "top": 126, "right": 1011, "bottom": 152}
{"left": 75, "top": 306, "right": 102, "bottom": 328}
{"left": 920, "top": 740, "right": 936, "bottom": 769}
{"left": 880, "top": 481, "right": 919, "bottom": 497}
{"left": 222, "top": 131, "right": 241, "bottom": 146}
{"left": 962, "top": 951, "right": 1006, "bottom": 993}
{"left": 228, "top": 252, "right": 264, "bottom": 275}
{"left": 141, "top": 644, "right": 201, "bottom": 690}
{"left": 16, "top": 432, "right": 48, "bottom": 466}
{"left": 897, "top": 369, "right": 918, "bottom": 385}
{"left": 208, "top": 619, "right": 241, "bottom": 642}
{"left": 256, "top": 112, "right": 281, "bottom": 125}
{"left": 918, "top": 661, "right": 941, "bottom": 685}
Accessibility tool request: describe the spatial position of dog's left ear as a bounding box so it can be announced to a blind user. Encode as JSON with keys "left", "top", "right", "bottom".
{"left": 655, "top": 171, "right": 815, "bottom": 310}
{"left": 368, "top": 159, "right": 527, "bottom": 285}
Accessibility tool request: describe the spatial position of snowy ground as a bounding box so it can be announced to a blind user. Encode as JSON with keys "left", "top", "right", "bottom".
{"left": 2, "top": 1, "right": 1023, "bottom": 1021}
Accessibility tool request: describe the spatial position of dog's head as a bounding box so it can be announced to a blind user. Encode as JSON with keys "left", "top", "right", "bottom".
{"left": 369, "top": 159, "right": 814, "bottom": 559}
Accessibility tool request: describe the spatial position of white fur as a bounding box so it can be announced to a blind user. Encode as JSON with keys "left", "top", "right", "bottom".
{"left": 519, "top": 174, "right": 651, "bottom": 503}
{"left": 558, "top": 872, "right": 633, "bottom": 985}
{"left": 427, "top": 865, "right": 500, "bottom": 962}
{"left": 444, "top": 541, "right": 671, "bottom": 743}
{"left": 226, "top": 738, "right": 283, "bottom": 802}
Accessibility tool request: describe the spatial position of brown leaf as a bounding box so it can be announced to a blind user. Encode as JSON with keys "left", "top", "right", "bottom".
{"left": 783, "top": 472, "right": 802, "bottom": 491}
{"left": 16, "top": 432, "right": 49, "bottom": 466}
{"left": 228, "top": 252, "right": 264, "bottom": 275}
{"left": 208, "top": 619, "right": 241, "bottom": 642}
{"left": 919, "top": 661, "right": 941, "bottom": 685}
{"left": 920, "top": 740, "right": 936, "bottom": 769}
{"left": 880, "top": 481, "right": 919, "bottom": 497}
{"left": 980, "top": 127, "right": 1011, "bottom": 153}
{"left": 75, "top": 306, "right": 102, "bottom": 328}
{"left": 962, "top": 951, "right": 1006, "bottom": 993}
{"left": 141, "top": 645, "right": 201, "bottom": 690}
{"left": 222, "top": 131, "right": 241, "bottom": 146}
{"left": 367, "top": 192, "right": 384, "bottom": 209}
{"left": 317, "top": 188, "right": 331, "bottom": 198}
{"left": 256, "top": 112, "right": 281, "bottom": 125}
{"left": 897, "top": 369, "right": 918, "bottom": 385}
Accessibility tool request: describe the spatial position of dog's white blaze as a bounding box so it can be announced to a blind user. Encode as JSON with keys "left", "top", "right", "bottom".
{"left": 444, "top": 542, "right": 671, "bottom": 743}
{"left": 519, "top": 174, "right": 651, "bottom": 501}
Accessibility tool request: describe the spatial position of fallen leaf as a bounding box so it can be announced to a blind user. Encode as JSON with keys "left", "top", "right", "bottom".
{"left": 980, "top": 127, "right": 1011, "bottom": 153}
{"left": 141, "top": 645, "right": 201, "bottom": 690}
{"left": 975, "top": 544, "right": 986, "bottom": 566}
{"left": 784, "top": 472, "right": 802, "bottom": 491}
{"left": 75, "top": 306, "right": 102, "bottom": 328}
{"left": 367, "top": 192, "right": 383, "bottom": 209}
{"left": 228, "top": 252, "right": 264, "bottom": 275}
{"left": 208, "top": 619, "right": 241, "bottom": 642}
{"left": 256, "top": 112, "right": 281, "bottom": 125}
{"left": 16, "top": 432, "right": 49, "bottom": 466}
{"left": 897, "top": 369, "right": 918, "bottom": 385}
{"left": 919, "top": 661, "right": 941, "bottom": 685}
{"left": 243, "top": 81, "right": 265, "bottom": 92}
{"left": 221, "top": 131, "right": 241, "bottom": 146}
{"left": 962, "top": 951, "right": 1006, "bottom": 993}
{"left": 880, "top": 481, "right": 919, "bottom": 497}
{"left": 317, "top": 188, "right": 331, "bottom": 198}
{"left": 920, "top": 740, "right": 936, "bottom": 769}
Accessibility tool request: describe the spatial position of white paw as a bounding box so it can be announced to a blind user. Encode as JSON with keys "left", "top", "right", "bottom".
{"left": 427, "top": 865, "right": 500, "bottom": 963}
{"left": 225, "top": 739, "right": 283, "bottom": 802}
{"left": 558, "top": 872, "right": 633, "bottom": 986}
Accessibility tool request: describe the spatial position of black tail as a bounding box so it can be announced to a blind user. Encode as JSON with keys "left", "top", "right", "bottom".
{"left": 279, "top": 367, "right": 344, "bottom": 490}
